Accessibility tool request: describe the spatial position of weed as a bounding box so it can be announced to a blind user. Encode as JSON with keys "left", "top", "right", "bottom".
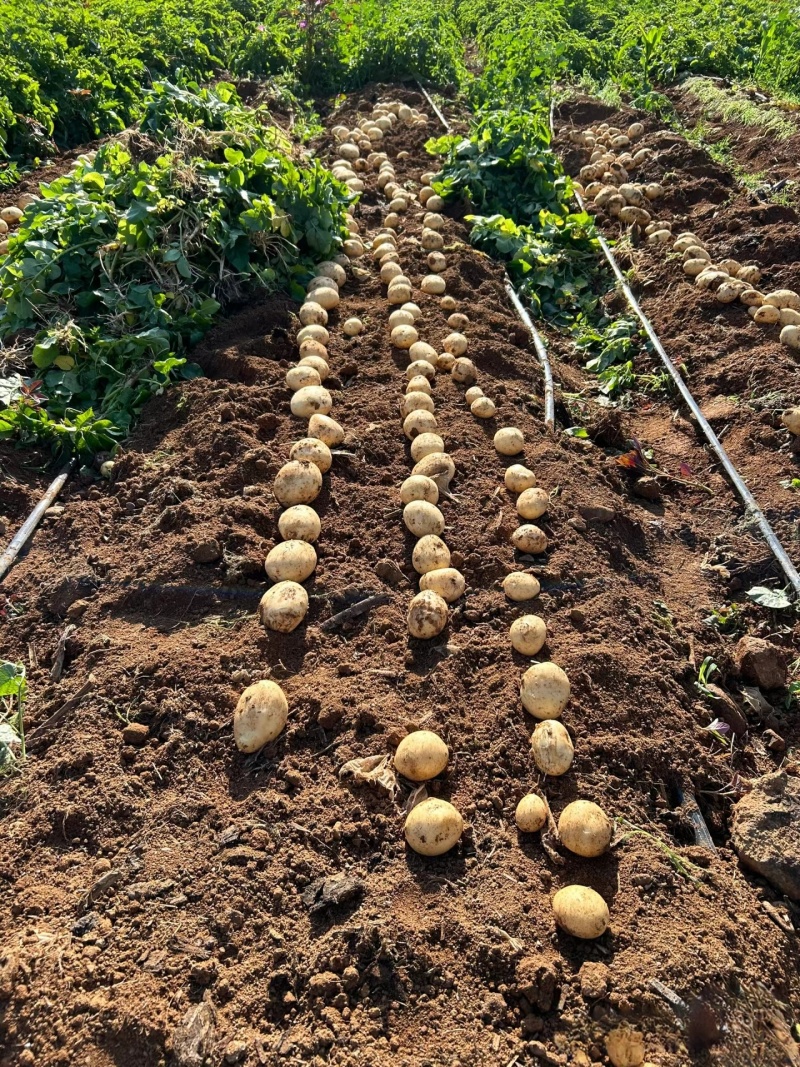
{"left": 695, "top": 655, "right": 720, "bottom": 698}
{"left": 703, "top": 602, "right": 744, "bottom": 634}
{"left": 685, "top": 76, "right": 797, "bottom": 140}
{"left": 615, "top": 818, "right": 703, "bottom": 882}
{"left": 0, "top": 661, "right": 27, "bottom": 775}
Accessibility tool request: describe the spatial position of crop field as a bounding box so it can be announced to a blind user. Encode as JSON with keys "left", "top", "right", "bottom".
{"left": 1, "top": 3, "right": 800, "bottom": 1067}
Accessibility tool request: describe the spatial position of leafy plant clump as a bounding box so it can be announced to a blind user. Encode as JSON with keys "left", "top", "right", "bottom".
{"left": 0, "top": 81, "right": 351, "bottom": 456}
{"left": 0, "top": 661, "right": 27, "bottom": 775}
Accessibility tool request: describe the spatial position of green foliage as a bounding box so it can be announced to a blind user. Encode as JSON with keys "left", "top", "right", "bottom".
{"left": 0, "top": 81, "right": 350, "bottom": 457}
{"left": 0, "top": 661, "right": 27, "bottom": 775}
{"left": 574, "top": 316, "right": 647, "bottom": 395}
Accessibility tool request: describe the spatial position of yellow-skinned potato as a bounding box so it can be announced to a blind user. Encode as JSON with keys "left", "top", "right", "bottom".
{"left": 737, "top": 264, "right": 761, "bottom": 286}
{"left": 421, "top": 230, "right": 444, "bottom": 251}
{"left": 297, "top": 324, "right": 329, "bottom": 346}
{"left": 420, "top": 567, "right": 465, "bottom": 603}
{"left": 503, "top": 572, "right": 540, "bottom": 601}
{"left": 558, "top": 800, "right": 613, "bottom": 858}
{"left": 403, "top": 500, "right": 445, "bottom": 537}
{"left": 388, "top": 283, "right": 412, "bottom": 304}
{"left": 299, "top": 301, "right": 328, "bottom": 326}
{"left": 406, "top": 376, "right": 432, "bottom": 397}
{"left": 265, "top": 539, "right": 317, "bottom": 583}
{"left": 291, "top": 386, "right": 332, "bottom": 419}
{"left": 495, "top": 427, "right": 524, "bottom": 455}
{"left": 409, "top": 340, "right": 438, "bottom": 363}
{"left": 412, "top": 534, "right": 450, "bottom": 574}
{"left": 403, "top": 410, "right": 438, "bottom": 440}
{"left": 443, "top": 332, "right": 467, "bottom": 355}
{"left": 401, "top": 391, "right": 435, "bottom": 418}
{"left": 505, "top": 464, "right": 536, "bottom": 493}
{"left": 515, "top": 794, "right": 548, "bottom": 832}
{"left": 421, "top": 274, "right": 446, "bottom": 295}
{"left": 782, "top": 407, "right": 800, "bottom": 435}
{"left": 448, "top": 313, "right": 469, "bottom": 331}
{"left": 426, "top": 195, "right": 445, "bottom": 212}
{"left": 512, "top": 524, "right": 547, "bottom": 554}
{"left": 258, "top": 580, "right": 309, "bottom": 632}
{"left": 400, "top": 474, "right": 439, "bottom": 505}
{"left": 764, "top": 289, "right": 800, "bottom": 310}
{"left": 298, "top": 338, "right": 328, "bottom": 361}
{"left": 406, "top": 359, "right": 436, "bottom": 381}
{"left": 233, "top": 680, "right": 288, "bottom": 753}
{"left": 437, "top": 353, "right": 455, "bottom": 371}
{"left": 471, "top": 397, "right": 496, "bottom": 419}
{"left": 404, "top": 798, "right": 463, "bottom": 856}
{"left": 381, "top": 260, "right": 404, "bottom": 284}
{"left": 408, "top": 589, "right": 449, "bottom": 639}
{"left": 308, "top": 413, "right": 344, "bottom": 447}
{"left": 392, "top": 324, "right": 419, "bottom": 349}
{"left": 403, "top": 302, "right": 422, "bottom": 321}
{"left": 343, "top": 239, "right": 364, "bottom": 259}
{"left": 451, "top": 357, "right": 477, "bottom": 385}
{"left": 424, "top": 212, "right": 444, "bottom": 230}
{"left": 440, "top": 296, "right": 456, "bottom": 311}
{"left": 410, "top": 432, "right": 445, "bottom": 462}
{"left": 289, "top": 437, "right": 332, "bottom": 473}
{"left": 394, "top": 730, "right": 449, "bottom": 780}
{"left": 521, "top": 662, "right": 570, "bottom": 719}
{"left": 754, "top": 304, "right": 781, "bottom": 325}
{"left": 552, "top": 885, "right": 609, "bottom": 939}
{"left": 286, "top": 365, "right": 321, "bottom": 391}
{"left": 465, "top": 386, "right": 483, "bottom": 404}
{"left": 298, "top": 355, "right": 329, "bottom": 381}
{"left": 530, "top": 720, "right": 574, "bottom": 775}
{"left": 273, "top": 460, "right": 323, "bottom": 506}
{"left": 510, "top": 615, "right": 546, "bottom": 656}
{"left": 684, "top": 258, "right": 711, "bottom": 277}
{"left": 307, "top": 275, "right": 339, "bottom": 295}
{"left": 781, "top": 324, "right": 800, "bottom": 349}
{"left": 389, "top": 309, "right": 415, "bottom": 329}
{"left": 278, "top": 504, "right": 321, "bottom": 543}
{"left": 428, "top": 251, "right": 447, "bottom": 271}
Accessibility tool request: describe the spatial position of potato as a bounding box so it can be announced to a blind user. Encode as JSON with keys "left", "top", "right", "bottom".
{"left": 343, "top": 239, "right": 364, "bottom": 258}
{"left": 233, "top": 680, "right": 288, "bottom": 753}
{"left": 286, "top": 365, "right": 321, "bottom": 391}
{"left": 471, "top": 397, "right": 496, "bottom": 419}
{"left": 413, "top": 450, "right": 456, "bottom": 490}
{"left": 389, "top": 310, "right": 415, "bottom": 330}
{"left": 512, "top": 524, "right": 547, "bottom": 554}
{"left": 388, "top": 274, "right": 411, "bottom": 290}
{"left": 530, "top": 720, "right": 574, "bottom": 775}
{"left": 443, "top": 332, "right": 467, "bottom": 356}
{"left": 552, "top": 885, "right": 609, "bottom": 939}
{"left": 401, "top": 474, "right": 439, "bottom": 505}
{"left": 278, "top": 504, "right": 321, "bottom": 543}
{"left": 510, "top": 615, "right": 546, "bottom": 656}
{"left": 420, "top": 567, "right": 465, "bottom": 603}
{"left": 424, "top": 212, "right": 444, "bottom": 230}
{"left": 381, "top": 260, "right": 404, "bottom": 284}
{"left": 406, "top": 360, "right": 437, "bottom": 382}
{"left": 521, "top": 661, "right": 569, "bottom": 719}
{"left": 388, "top": 197, "right": 408, "bottom": 213}
{"left": 404, "top": 798, "right": 463, "bottom": 856}
{"left": 683, "top": 258, "right": 711, "bottom": 277}
{"left": 409, "top": 340, "right": 438, "bottom": 363}
{"left": 717, "top": 258, "right": 741, "bottom": 276}
{"left": 494, "top": 427, "right": 524, "bottom": 455}
{"left": 401, "top": 391, "right": 435, "bottom": 418}
{"left": 737, "top": 264, "right": 761, "bottom": 286}
{"left": 408, "top": 589, "right": 449, "bottom": 639}
{"left": 739, "top": 289, "right": 763, "bottom": 307}
{"left": 297, "top": 324, "right": 329, "bottom": 346}
{"left": 403, "top": 410, "right": 438, "bottom": 440}
{"left": 394, "top": 730, "right": 449, "bottom": 781}
{"left": 421, "top": 230, "right": 445, "bottom": 252}
{"left": 258, "top": 580, "right": 309, "bottom": 632}
{"left": 426, "top": 195, "right": 445, "bottom": 212}
{"left": 558, "top": 800, "right": 613, "bottom": 857}
{"left": 505, "top": 464, "right": 536, "bottom": 493}
{"left": 754, "top": 304, "right": 781, "bottom": 325}
{"left": 290, "top": 437, "right": 332, "bottom": 473}
{"left": 404, "top": 500, "right": 445, "bottom": 537}
{"left": 448, "top": 313, "right": 469, "bottom": 332}
{"left": 298, "top": 301, "right": 328, "bottom": 326}
{"left": 605, "top": 1028, "right": 645, "bottom": 1067}
{"left": 503, "top": 572, "right": 540, "bottom": 601}
{"left": 411, "top": 432, "right": 445, "bottom": 462}
{"left": 437, "top": 353, "right": 455, "bottom": 371}
{"left": 308, "top": 413, "right": 344, "bottom": 447}
{"left": 298, "top": 337, "right": 328, "bottom": 360}
{"left": 421, "top": 274, "right": 446, "bottom": 295}
{"left": 403, "top": 302, "right": 422, "bottom": 321}
{"left": 388, "top": 283, "right": 412, "bottom": 304}
{"left": 464, "top": 386, "right": 483, "bottom": 405}
{"left": 619, "top": 206, "right": 651, "bottom": 226}
{"left": 781, "top": 308, "right": 800, "bottom": 326}
{"left": 412, "top": 534, "right": 451, "bottom": 574}
{"left": 451, "top": 357, "right": 477, "bottom": 385}
{"left": 627, "top": 122, "right": 644, "bottom": 139}
{"left": 392, "top": 324, "right": 419, "bottom": 349}
{"left": 647, "top": 229, "right": 672, "bottom": 246}
{"left": 0, "top": 205, "right": 23, "bottom": 225}
{"left": 695, "top": 269, "right": 729, "bottom": 291}
{"left": 298, "top": 355, "right": 329, "bottom": 381}
{"left": 515, "top": 794, "right": 548, "bottom": 833}
{"left": 716, "top": 282, "right": 744, "bottom": 304}
{"left": 265, "top": 539, "right": 317, "bottom": 583}
{"left": 780, "top": 406, "right": 800, "bottom": 436}
{"left": 765, "top": 289, "right": 800, "bottom": 310}
{"left": 307, "top": 275, "right": 339, "bottom": 295}
{"left": 515, "top": 487, "right": 548, "bottom": 522}
{"left": 644, "top": 183, "right": 663, "bottom": 200}
{"left": 291, "top": 385, "right": 333, "bottom": 419}
{"left": 373, "top": 241, "right": 396, "bottom": 261}
{"left": 781, "top": 324, "right": 800, "bottom": 349}
{"left": 273, "top": 460, "right": 323, "bottom": 506}
{"left": 428, "top": 252, "right": 447, "bottom": 271}
{"left": 440, "top": 295, "right": 457, "bottom": 311}
{"left": 406, "top": 374, "right": 432, "bottom": 395}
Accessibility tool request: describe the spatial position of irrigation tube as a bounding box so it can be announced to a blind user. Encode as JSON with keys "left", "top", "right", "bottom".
{"left": 0, "top": 462, "right": 75, "bottom": 583}
{"left": 571, "top": 187, "right": 800, "bottom": 597}
{"left": 416, "top": 80, "right": 557, "bottom": 436}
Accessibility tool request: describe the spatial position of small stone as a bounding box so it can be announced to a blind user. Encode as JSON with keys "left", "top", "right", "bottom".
{"left": 122, "top": 723, "right": 149, "bottom": 746}
{"left": 190, "top": 538, "right": 222, "bottom": 564}
{"left": 224, "top": 1039, "right": 248, "bottom": 1063}
{"left": 578, "top": 504, "right": 615, "bottom": 523}
{"left": 606, "top": 1026, "right": 644, "bottom": 1067}
{"left": 734, "top": 636, "right": 787, "bottom": 690}
{"left": 172, "top": 1000, "right": 216, "bottom": 1067}
{"left": 66, "top": 599, "right": 90, "bottom": 619}
{"left": 569, "top": 608, "right": 586, "bottom": 627}
{"left": 731, "top": 772, "right": 800, "bottom": 899}
{"left": 633, "top": 476, "right": 661, "bottom": 502}
{"left": 567, "top": 516, "right": 588, "bottom": 533}
{"left": 578, "top": 961, "right": 610, "bottom": 1000}
{"left": 45, "top": 506, "right": 65, "bottom": 518}
{"left": 375, "top": 558, "right": 407, "bottom": 586}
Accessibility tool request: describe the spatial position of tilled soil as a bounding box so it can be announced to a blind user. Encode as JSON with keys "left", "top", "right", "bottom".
{"left": 1, "top": 85, "right": 799, "bottom": 1067}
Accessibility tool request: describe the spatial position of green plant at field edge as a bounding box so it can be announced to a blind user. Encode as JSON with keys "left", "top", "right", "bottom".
{"left": 0, "top": 662, "right": 27, "bottom": 775}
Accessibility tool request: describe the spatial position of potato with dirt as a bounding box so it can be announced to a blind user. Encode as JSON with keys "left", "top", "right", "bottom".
{"left": 394, "top": 730, "right": 449, "bottom": 780}
{"left": 405, "top": 798, "right": 463, "bottom": 855}
{"left": 258, "top": 581, "right": 309, "bottom": 632}
{"left": 233, "top": 679, "right": 289, "bottom": 752}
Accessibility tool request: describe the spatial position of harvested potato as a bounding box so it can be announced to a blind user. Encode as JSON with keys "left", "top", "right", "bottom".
{"left": 286, "top": 365, "right": 321, "bottom": 391}
{"left": 343, "top": 316, "right": 364, "bottom": 336}
{"left": 515, "top": 794, "right": 548, "bottom": 833}
{"left": 424, "top": 212, "right": 444, "bottom": 230}
{"left": 0, "top": 205, "right": 23, "bottom": 225}
{"left": 530, "top": 720, "right": 574, "bottom": 775}
{"left": 737, "top": 264, "right": 761, "bottom": 286}
{"left": 647, "top": 229, "right": 672, "bottom": 246}
{"left": 278, "top": 505, "right": 321, "bottom": 543}
{"left": 403, "top": 410, "right": 438, "bottom": 440}
{"left": 471, "top": 397, "right": 496, "bottom": 419}
{"left": 781, "top": 324, "right": 800, "bottom": 349}
{"left": 510, "top": 615, "right": 546, "bottom": 656}
{"left": 716, "top": 282, "right": 743, "bottom": 304}
{"left": 389, "top": 309, "right": 415, "bottom": 329}
{"left": 627, "top": 122, "right": 644, "bottom": 139}
{"left": 409, "top": 340, "right": 439, "bottom": 363}
{"left": 298, "top": 355, "right": 329, "bottom": 381}
{"left": 404, "top": 798, "right": 463, "bottom": 856}
{"left": 265, "top": 539, "right": 317, "bottom": 583}
{"left": 754, "top": 304, "right": 781, "bottom": 325}
{"left": 505, "top": 464, "right": 536, "bottom": 493}
{"left": 448, "top": 313, "right": 469, "bottom": 331}
{"left": 520, "top": 662, "right": 569, "bottom": 719}
{"left": 558, "top": 800, "right": 613, "bottom": 858}
{"left": 781, "top": 308, "right": 800, "bottom": 326}
{"left": 401, "top": 474, "right": 439, "bottom": 505}
{"left": 512, "top": 524, "right": 547, "bottom": 554}
{"left": 258, "top": 580, "right": 309, "bottom": 632}
{"left": 394, "top": 730, "right": 449, "bottom": 781}
{"left": 233, "top": 680, "right": 288, "bottom": 753}
{"left": 427, "top": 252, "right": 447, "bottom": 271}
{"left": 388, "top": 283, "right": 412, "bottom": 304}
{"left": 718, "top": 258, "right": 742, "bottom": 276}
{"left": 420, "top": 567, "right": 465, "bottom": 603}
{"left": 392, "top": 324, "right": 419, "bottom": 349}
{"left": 437, "top": 353, "right": 455, "bottom": 371}
{"left": 503, "top": 572, "right": 541, "bottom": 601}
{"left": 273, "top": 460, "right": 323, "bottom": 506}
{"left": 297, "top": 323, "right": 330, "bottom": 346}
{"left": 299, "top": 301, "right": 328, "bottom": 326}
{"left": 289, "top": 437, "right": 332, "bottom": 473}
{"left": 494, "top": 427, "right": 524, "bottom": 455}
{"left": 465, "top": 386, "right": 483, "bottom": 404}
{"left": 684, "top": 258, "right": 710, "bottom": 277}
{"left": 552, "top": 885, "right": 609, "bottom": 939}
{"left": 517, "top": 487, "right": 548, "bottom": 520}
{"left": 619, "top": 205, "right": 651, "bottom": 226}
{"left": 412, "top": 534, "right": 451, "bottom": 574}
{"left": 307, "top": 275, "right": 339, "bottom": 295}
{"left": 308, "top": 413, "right": 344, "bottom": 447}
{"left": 421, "top": 230, "right": 445, "bottom": 251}
{"left": 291, "top": 385, "right": 333, "bottom": 419}
{"left": 401, "top": 391, "right": 435, "bottom": 418}
{"left": 412, "top": 452, "right": 455, "bottom": 491}
{"left": 739, "top": 289, "right": 763, "bottom": 307}
{"left": 407, "top": 359, "right": 437, "bottom": 380}
{"left": 443, "top": 332, "right": 467, "bottom": 356}
{"left": 764, "top": 289, "right": 800, "bottom": 309}
{"left": 403, "top": 302, "right": 423, "bottom": 321}
{"left": 298, "top": 338, "right": 328, "bottom": 361}
{"left": 343, "top": 239, "right": 364, "bottom": 258}
{"left": 381, "top": 260, "right": 404, "bottom": 284}
{"left": 411, "top": 432, "right": 445, "bottom": 462}
{"left": 451, "top": 357, "right": 477, "bottom": 385}
{"left": 440, "top": 296, "right": 456, "bottom": 311}
{"left": 404, "top": 500, "right": 445, "bottom": 537}
{"left": 421, "top": 274, "right": 446, "bottom": 295}
{"left": 408, "top": 589, "right": 449, "bottom": 639}
{"left": 406, "top": 374, "right": 432, "bottom": 395}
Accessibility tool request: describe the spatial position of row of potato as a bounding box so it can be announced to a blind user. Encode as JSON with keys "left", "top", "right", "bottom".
{"left": 569, "top": 120, "right": 800, "bottom": 350}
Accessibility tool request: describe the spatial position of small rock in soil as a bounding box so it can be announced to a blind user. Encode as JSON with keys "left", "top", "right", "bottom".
{"left": 578, "top": 503, "right": 615, "bottom": 523}
{"left": 633, "top": 476, "right": 661, "bottom": 502}
{"left": 47, "top": 574, "right": 96, "bottom": 615}
{"left": 375, "top": 558, "right": 407, "bottom": 586}
{"left": 190, "top": 538, "right": 222, "bottom": 564}
{"left": 731, "top": 772, "right": 800, "bottom": 899}
{"left": 763, "top": 728, "right": 786, "bottom": 752}
{"left": 172, "top": 999, "right": 217, "bottom": 1067}
{"left": 302, "top": 873, "right": 365, "bottom": 913}
{"left": 515, "top": 956, "right": 560, "bottom": 1012}
{"left": 191, "top": 959, "right": 219, "bottom": 986}
{"left": 122, "top": 722, "right": 149, "bottom": 746}
{"left": 223, "top": 1040, "right": 248, "bottom": 1064}
{"left": 578, "top": 961, "right": 610, "bottom": 1000}
{"left": 606, "top": 1026, "right": 645, "bottom": 1067}
{"left": 734, "top": 636, "right": 787, "bottom": 690}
